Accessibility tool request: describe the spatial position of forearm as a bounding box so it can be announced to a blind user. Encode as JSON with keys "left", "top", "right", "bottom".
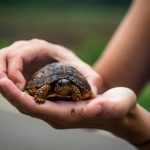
{"left": 94, "top": 0, "right": 150, "bottom": 94}
{"left": 112, "top": 104, "right": 150, "bottom": 150}
{"left": 93, "top": 1, "right": 150, "bottom": 149}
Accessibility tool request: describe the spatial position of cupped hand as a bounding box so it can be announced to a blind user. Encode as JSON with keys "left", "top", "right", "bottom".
{"left": 0, "top": 39, "right": 137, "bottom": 138}
{"left": 0, "top": 78, "right": 137, "bottom": 133}
{"left": 0, "top": 39, "right": 101, "bottom": 97}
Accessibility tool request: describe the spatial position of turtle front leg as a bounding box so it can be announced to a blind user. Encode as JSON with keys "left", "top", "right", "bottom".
{"left": 71, "top": 84, "right": 82, "bottom": 101}
{"left": 34, "top": 84, "right": 51, "bottom": 103}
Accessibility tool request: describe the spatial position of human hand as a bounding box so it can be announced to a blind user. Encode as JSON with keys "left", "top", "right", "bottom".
{"left": 0, "top": 39, "right": 101, "bottom": 98}
{"left": 1, "top": 39, "right": 145, "bottom": 146}
{"left": 0, "top": 78, "right": 136, "bottom": 133}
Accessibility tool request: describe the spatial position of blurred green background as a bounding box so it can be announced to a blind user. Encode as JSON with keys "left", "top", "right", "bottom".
{"left": 0, "top": 0, "right": 149, "bottom": 110}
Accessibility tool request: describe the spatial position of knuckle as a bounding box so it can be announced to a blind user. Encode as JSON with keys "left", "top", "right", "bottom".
{"left": 30, "top": 38, "right": 47, "bottom": 47}
{"left": 12, "top": 40, "right": 27, "bottom": 46}
{"left": 30, "top": 38, "right": 42, "bottom": 43}
{"left": 11, "top": 41, "right": 21, "bottom": 46}
{"left": 0, "top": 50, "right": 8, "bottom": 59}
{"left": 30, "top": 38, "right": 50, "bottom": 51}
{"left": 7, "top": 70, "right": 17, "bottom": 80}
{"left": 8, "top": 73, "right": 15, "bottom": 81}
{"left": 6, "top": 52, "right": 16, "bottom": 60}
{"left": 11, "top": 41, "right": 20, "bottom": 46}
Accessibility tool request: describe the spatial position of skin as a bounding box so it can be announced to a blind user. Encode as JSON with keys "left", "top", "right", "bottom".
{"left": 0, "top": 0, "right": 150, "bottom": 150}
{"left": 94, "top": 0, "right": 150, "bottom": 149}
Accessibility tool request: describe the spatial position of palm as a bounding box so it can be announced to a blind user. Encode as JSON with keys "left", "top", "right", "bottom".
{"left": 0, "top": 78, "right": 136, "bottom": 131}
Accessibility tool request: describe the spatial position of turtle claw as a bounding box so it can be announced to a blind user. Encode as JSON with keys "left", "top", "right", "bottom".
{"left": 34, "top": 84, "right": 51, "bottom": 104}
{"left": 34, "top": 96, "right": 45, "bottom": 104}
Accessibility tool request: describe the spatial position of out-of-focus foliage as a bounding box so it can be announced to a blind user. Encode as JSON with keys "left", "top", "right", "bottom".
{"left": 0, "top": 4, "right": 128, "bottom": 51}
{"left": 0, "top": 0, "right": 131, "bottom": 6}
{"left": 0, "top": 0, "right": 149, "bottom": 110}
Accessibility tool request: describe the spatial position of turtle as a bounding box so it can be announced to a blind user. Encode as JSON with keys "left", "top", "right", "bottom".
{"left": 24, "top": 62, "right": 92, "bottom": 103}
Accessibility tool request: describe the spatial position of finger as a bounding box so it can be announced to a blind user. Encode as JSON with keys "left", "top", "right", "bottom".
{"left": 0, "top": 78, "right": 79, "bottom": 122}
{"left": 0, "top": 79, "right": 67, "bottom": 129}
{"left": 102, "top": 87, "right": 137, "bottom": 114}
{"left": 71, "top": 61, "right": 102, "bottom": 96}
{"left": 0, "top": 41, "right": 27, "bottom": 84}
{"left": 0, "top": 53, "right": 7, "bottom": 78}
{"left": 86, "top": 72, "right": 103, "bottom": 97}
{"left": 0, "top": 78, "right": 91, "bottom": 129}
{"left": 51, "top": 45, "right": 102, "bottom": 95}
{"left": 84, "top": 87, "right": 137, "bottom": 119}
{"left": 0, "top": 78, "right": 34, "bottom": 109}
{"left": 44, "top": 44, "right": 102, "bottom": 96}
{"left": 7, "top": 55, "right": 26, "bottom": 89}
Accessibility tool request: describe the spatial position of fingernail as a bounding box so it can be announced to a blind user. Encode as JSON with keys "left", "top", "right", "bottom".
{"left": 92, "top": 105, "right": 102, "bottom": 117}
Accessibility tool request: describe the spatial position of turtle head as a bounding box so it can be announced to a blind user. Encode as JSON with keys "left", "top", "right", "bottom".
{"left": 55, "top": 79, "right": 71, "bottom": 96}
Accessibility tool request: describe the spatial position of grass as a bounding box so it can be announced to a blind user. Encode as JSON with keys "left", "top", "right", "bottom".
{"left": 0, "top": 4, "right": 149, "bottom": 111}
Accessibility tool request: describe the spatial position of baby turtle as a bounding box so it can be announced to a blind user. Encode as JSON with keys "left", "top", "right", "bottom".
{"left": 25, "top": 62, "right": 92, "bottom": 103}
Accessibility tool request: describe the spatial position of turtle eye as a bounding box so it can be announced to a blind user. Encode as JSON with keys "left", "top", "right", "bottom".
{"left": 57, "top": 80, "right": 63, "bottom": 86}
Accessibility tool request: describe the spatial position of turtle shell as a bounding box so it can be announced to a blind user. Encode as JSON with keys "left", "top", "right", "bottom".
{"left": 25, "top": 62, "right": 91, "bottom": 95}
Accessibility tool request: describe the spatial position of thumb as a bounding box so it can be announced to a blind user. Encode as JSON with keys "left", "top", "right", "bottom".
{"left": 84, "top": 87, "right": 137, "bottom": 118}
{"left": 87, "top": 74, "right": 103, "bottom": 98}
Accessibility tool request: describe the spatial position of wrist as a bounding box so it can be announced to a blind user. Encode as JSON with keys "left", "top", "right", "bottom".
{"left": 112, "top": 104, "right": 150, "bottom": 146}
